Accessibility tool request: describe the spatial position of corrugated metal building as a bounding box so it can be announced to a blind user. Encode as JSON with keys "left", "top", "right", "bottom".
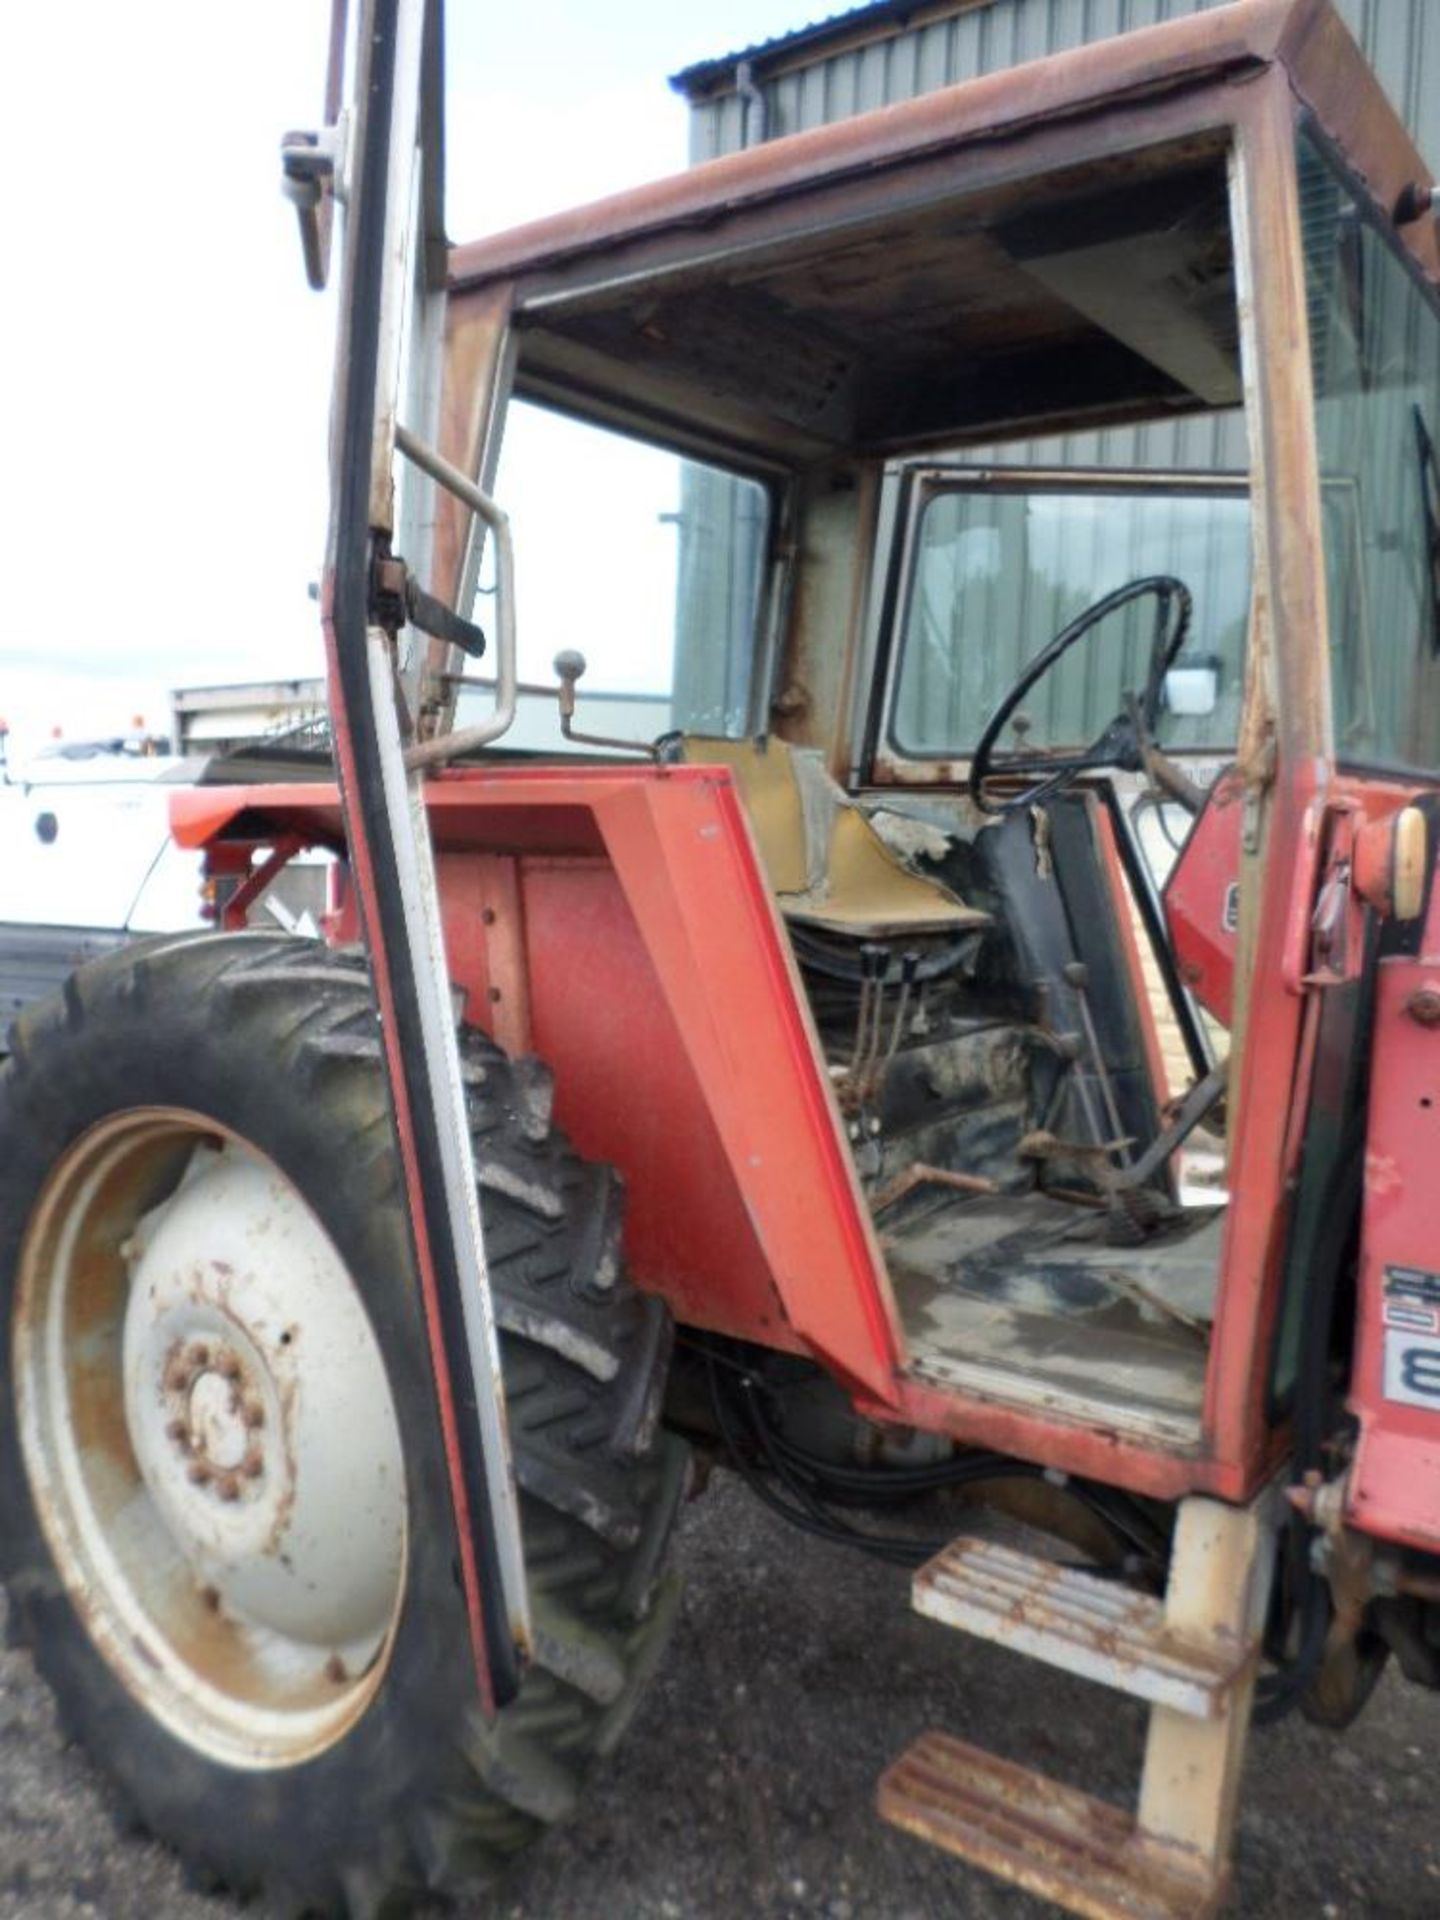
{"left": 676, "top": 0, "right": 1436, "bottom": 164}
{"left": 671, "top": 0, "right": 1438, "bottom": 478}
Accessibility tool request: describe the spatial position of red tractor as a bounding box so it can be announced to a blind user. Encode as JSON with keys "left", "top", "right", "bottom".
{"left": 3, "top": 1, "right": 1439, "bottom": 1912}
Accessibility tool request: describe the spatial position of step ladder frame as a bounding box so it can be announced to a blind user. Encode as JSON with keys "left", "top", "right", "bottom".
{"left": 880, "top": 1491, "right": 1280, "bottom": 1918}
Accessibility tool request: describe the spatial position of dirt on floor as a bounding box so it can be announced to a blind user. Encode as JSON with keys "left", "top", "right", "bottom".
{"left": 1, "top": 1470, "right": 1437, "bottom": 1919}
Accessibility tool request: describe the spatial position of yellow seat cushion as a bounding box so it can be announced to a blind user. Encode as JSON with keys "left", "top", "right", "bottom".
{"left": 682, "top": 736, "right": 990, "bottom": 940}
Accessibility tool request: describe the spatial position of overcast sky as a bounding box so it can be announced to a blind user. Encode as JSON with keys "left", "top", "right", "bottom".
{"left": 3, "top": 1, "right": 794, "bottom": 755}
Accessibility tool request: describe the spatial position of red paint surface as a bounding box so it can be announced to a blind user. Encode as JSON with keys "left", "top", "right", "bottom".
{"left": 1164, "top": 770, "right": 1245, "bottom": 1027}
{"left": 1348, "top": 908, "right": 1440, "bottom": 1552}
{"left": 176, "top": 767, "right": 904, "bottom": 1404}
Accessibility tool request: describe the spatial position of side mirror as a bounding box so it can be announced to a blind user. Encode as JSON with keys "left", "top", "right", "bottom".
{"left": 1163, "top": 657, "right": 1220, "bottom": 719}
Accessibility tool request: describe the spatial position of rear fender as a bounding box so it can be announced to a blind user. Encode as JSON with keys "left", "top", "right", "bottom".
{"left": 171, "top": 768, "right": 905, "bottom": 1405}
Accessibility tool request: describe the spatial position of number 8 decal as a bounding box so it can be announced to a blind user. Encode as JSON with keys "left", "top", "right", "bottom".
{"left": 1385, "top": 1331, "right": 1440, "bottom": 1408}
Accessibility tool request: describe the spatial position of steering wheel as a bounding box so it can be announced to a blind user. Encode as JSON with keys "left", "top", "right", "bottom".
{"left": 968, "top": 575, "right": 1193, "bottom": 815}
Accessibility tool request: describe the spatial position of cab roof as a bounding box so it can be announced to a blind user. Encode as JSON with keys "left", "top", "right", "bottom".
{"left": 447, "top": 0, "right": 1437, "bottom": 466}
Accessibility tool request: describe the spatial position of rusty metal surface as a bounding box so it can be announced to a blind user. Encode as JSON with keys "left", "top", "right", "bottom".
{"left": 913, "top": 1537, "right": 1247, "bottom": 1719}
{"left": 428, "top": 284, "right": 513, "bottom": 719}
{"left": 878, "top": 1728, "right": 1220, "bottom": 1919}
{"left": 1278, "top": 0, "right": 1440, "bottom": 286}
{"left": 885, "top": 1185, "right": 1215, "bottom": 1453}
{"left": 450, "top": 3, "right": 1432, "bottom": 305}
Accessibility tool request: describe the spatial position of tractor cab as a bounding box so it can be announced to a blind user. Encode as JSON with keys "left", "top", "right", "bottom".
{"left": 21, "top": 2, "right": 1440, "bottom": 1915}
{"left": 392, "top": 0, "right": 1440, "bottom": 1498}
{"left": 480, "top": 432, "right": 1259, "bottom": 1443}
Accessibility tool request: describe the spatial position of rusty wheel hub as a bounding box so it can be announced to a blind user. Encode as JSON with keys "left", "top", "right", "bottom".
{"left": 161, "top": 1338, "right": 267, "bottom": 1497}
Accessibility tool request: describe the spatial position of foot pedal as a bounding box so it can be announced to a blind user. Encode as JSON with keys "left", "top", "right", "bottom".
{"left": 879, "top": 1731, "right": 1221, "bottom": 1920}
{"left": 914, "top": 1539, "right": 1246, "bottom": 1718}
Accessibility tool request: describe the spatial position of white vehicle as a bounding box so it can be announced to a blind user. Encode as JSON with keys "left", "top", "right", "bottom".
{"left": 0, "top": 730, "right": 328, "bottom": 1035}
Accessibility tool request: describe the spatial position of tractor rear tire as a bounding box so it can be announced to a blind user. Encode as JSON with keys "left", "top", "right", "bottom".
{"left": 0, "top": 931, "right": 687, "bottom": 1914}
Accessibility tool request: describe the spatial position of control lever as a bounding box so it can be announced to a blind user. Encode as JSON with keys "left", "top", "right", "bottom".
{"left": 1109, "top": 1062, "right": 1226, "bottom": 1192}
{"left": 868, "top": 949, "right": 920, "bottom": 1106}
{"left": 1061, "top": 961, "right": 1131, "bottom": 1168}
{"left": 1122, "top": 690, "right": 1206, "bottom": 814}
{"left": 553, "top": 651, "right": 661, "bottom": 760}
{"left": 842, "top": 945, "right": 885, "bottom": 1112}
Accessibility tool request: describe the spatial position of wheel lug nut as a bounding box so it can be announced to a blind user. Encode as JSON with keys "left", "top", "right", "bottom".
{"left": 164, "top": 1359, "right": 190, "bottom": 1393}
{"left": 217, "top": 1474, "right": 241, "bottom": 1503}
{"left": 242, "top": 1398, "right": 265, "bottom": 1430}
{"left": 190, "top": 1343, "right": 211, "bottom": 1369}
{"left": 165, "top": 1419, "right": 191, "bottom": 1450}
{"left": 187, "top": 1460, "right": 213, "bottom": 1485}
{"left": 217, "top": 1353, "right": 241, "bottom": 1381}
{"left": 242, "top": 1448, "right": 264, "bottom": 1480}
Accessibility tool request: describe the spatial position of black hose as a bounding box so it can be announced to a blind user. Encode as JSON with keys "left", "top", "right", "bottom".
{"left": 704, "top": 1351, "right": 935, "bottom": 1567}
{"left": 788, "top": 925, "right": 974, "bottom": 987}
{"left": 1130, "top": 787, "right": 1187, "bottom": 856}
{"left": 748, "top": 1378, "right": 1168, "bottom": 1563}
{"left": 702, "top": 1344, "right": 1158, "bottom": 1579}
{"left": 1254, "top": 1565, "right": 1331, "bottom": 1724}
{"left": 1251, "top": 1126, "right": 1367, "bottom": 1721}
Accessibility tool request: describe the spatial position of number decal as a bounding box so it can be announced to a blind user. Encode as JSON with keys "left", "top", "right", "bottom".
{"left": 1384, "top": 1330, "right": 1440, "bottom": 1409}
{"left": 1402, "top": 1348, "right": 1440, "bottom": 1396}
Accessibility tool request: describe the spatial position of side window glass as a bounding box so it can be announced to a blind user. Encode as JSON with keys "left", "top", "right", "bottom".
{"left": 481, "top": 401, "right": 769, "bottom": 746}
{"left": 1299, "top": 137, "right": 1440, "bottom": 773}
{"left": 891, "top": 485, "right": 1251, "bottom": 757}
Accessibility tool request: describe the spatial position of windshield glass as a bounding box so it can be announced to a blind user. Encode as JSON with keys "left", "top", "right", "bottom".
{"left": 1299, "top": 135, "right": 1440, "bottom": 775}
{"left": 470, "top": 401, "right": 771, "bottom": 748}
{"left": 890, "top": 482, "right": 1252, "bottom": 758}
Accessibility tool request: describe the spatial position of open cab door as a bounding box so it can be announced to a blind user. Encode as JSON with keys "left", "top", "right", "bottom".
{"left": 284, "top": 0, "right": 528, "bottom": 1703}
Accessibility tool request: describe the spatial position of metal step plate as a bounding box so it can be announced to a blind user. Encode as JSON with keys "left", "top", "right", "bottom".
{"left": 879, "top": 1730, "right": 1221, "bottom": 1920}
{"left": 914, "top": 1538, "right": 1247, "bottom": 1718}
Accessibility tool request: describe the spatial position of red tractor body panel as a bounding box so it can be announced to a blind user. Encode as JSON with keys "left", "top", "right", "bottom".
{"left": 1164, "top": 772, "right": 1245, "bottom": 1028}
{"left": 173, "top": 768, "right": 905, "bottom": 1405}
{"left": 1347, "top": 879, "right": 1440, "bottom": 1553}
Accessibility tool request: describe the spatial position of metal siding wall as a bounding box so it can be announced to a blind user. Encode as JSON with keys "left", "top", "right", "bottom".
{"left": 692, "top": 0, "right": 1250, "bottom": 148}
{"left": 690, "top": 0, "right": 1434, "bottom": 148}
{"left": 690, "top": 1, "right": 1435, "bottom": 160}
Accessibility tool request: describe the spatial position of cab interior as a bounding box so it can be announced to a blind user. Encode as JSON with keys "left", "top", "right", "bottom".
{"left": 464, "top": 134, "right": 1253, "bottom": 1447}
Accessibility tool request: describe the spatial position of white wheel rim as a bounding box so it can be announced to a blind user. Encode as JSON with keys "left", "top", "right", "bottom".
{"left": 14, "top": 1109, "right": 408, "bottom": 1769}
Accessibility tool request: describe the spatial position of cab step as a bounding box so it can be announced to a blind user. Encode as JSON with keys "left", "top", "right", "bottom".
{"left": 882, "top": 1497, "right": 1278, "bottom": 1918}
{"left": 913, "top": 1538, "right": 1249, "bottom": 1718}
{"left": 878, "top": 1730, "right": 1221, "bottom": 1920}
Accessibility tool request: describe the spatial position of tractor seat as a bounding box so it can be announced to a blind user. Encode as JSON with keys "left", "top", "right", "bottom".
{"left": 681, "top": 736, "right": 991, "bottom": 940}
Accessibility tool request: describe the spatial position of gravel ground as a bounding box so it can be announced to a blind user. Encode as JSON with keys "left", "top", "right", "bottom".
{"left": 1, "top": 1471, "right": 1438, "bottom": 1920}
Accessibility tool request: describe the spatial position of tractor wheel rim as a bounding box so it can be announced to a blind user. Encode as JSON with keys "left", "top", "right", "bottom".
{"left": 14, "top": 1108, "right": 408, "bottom": 1769}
